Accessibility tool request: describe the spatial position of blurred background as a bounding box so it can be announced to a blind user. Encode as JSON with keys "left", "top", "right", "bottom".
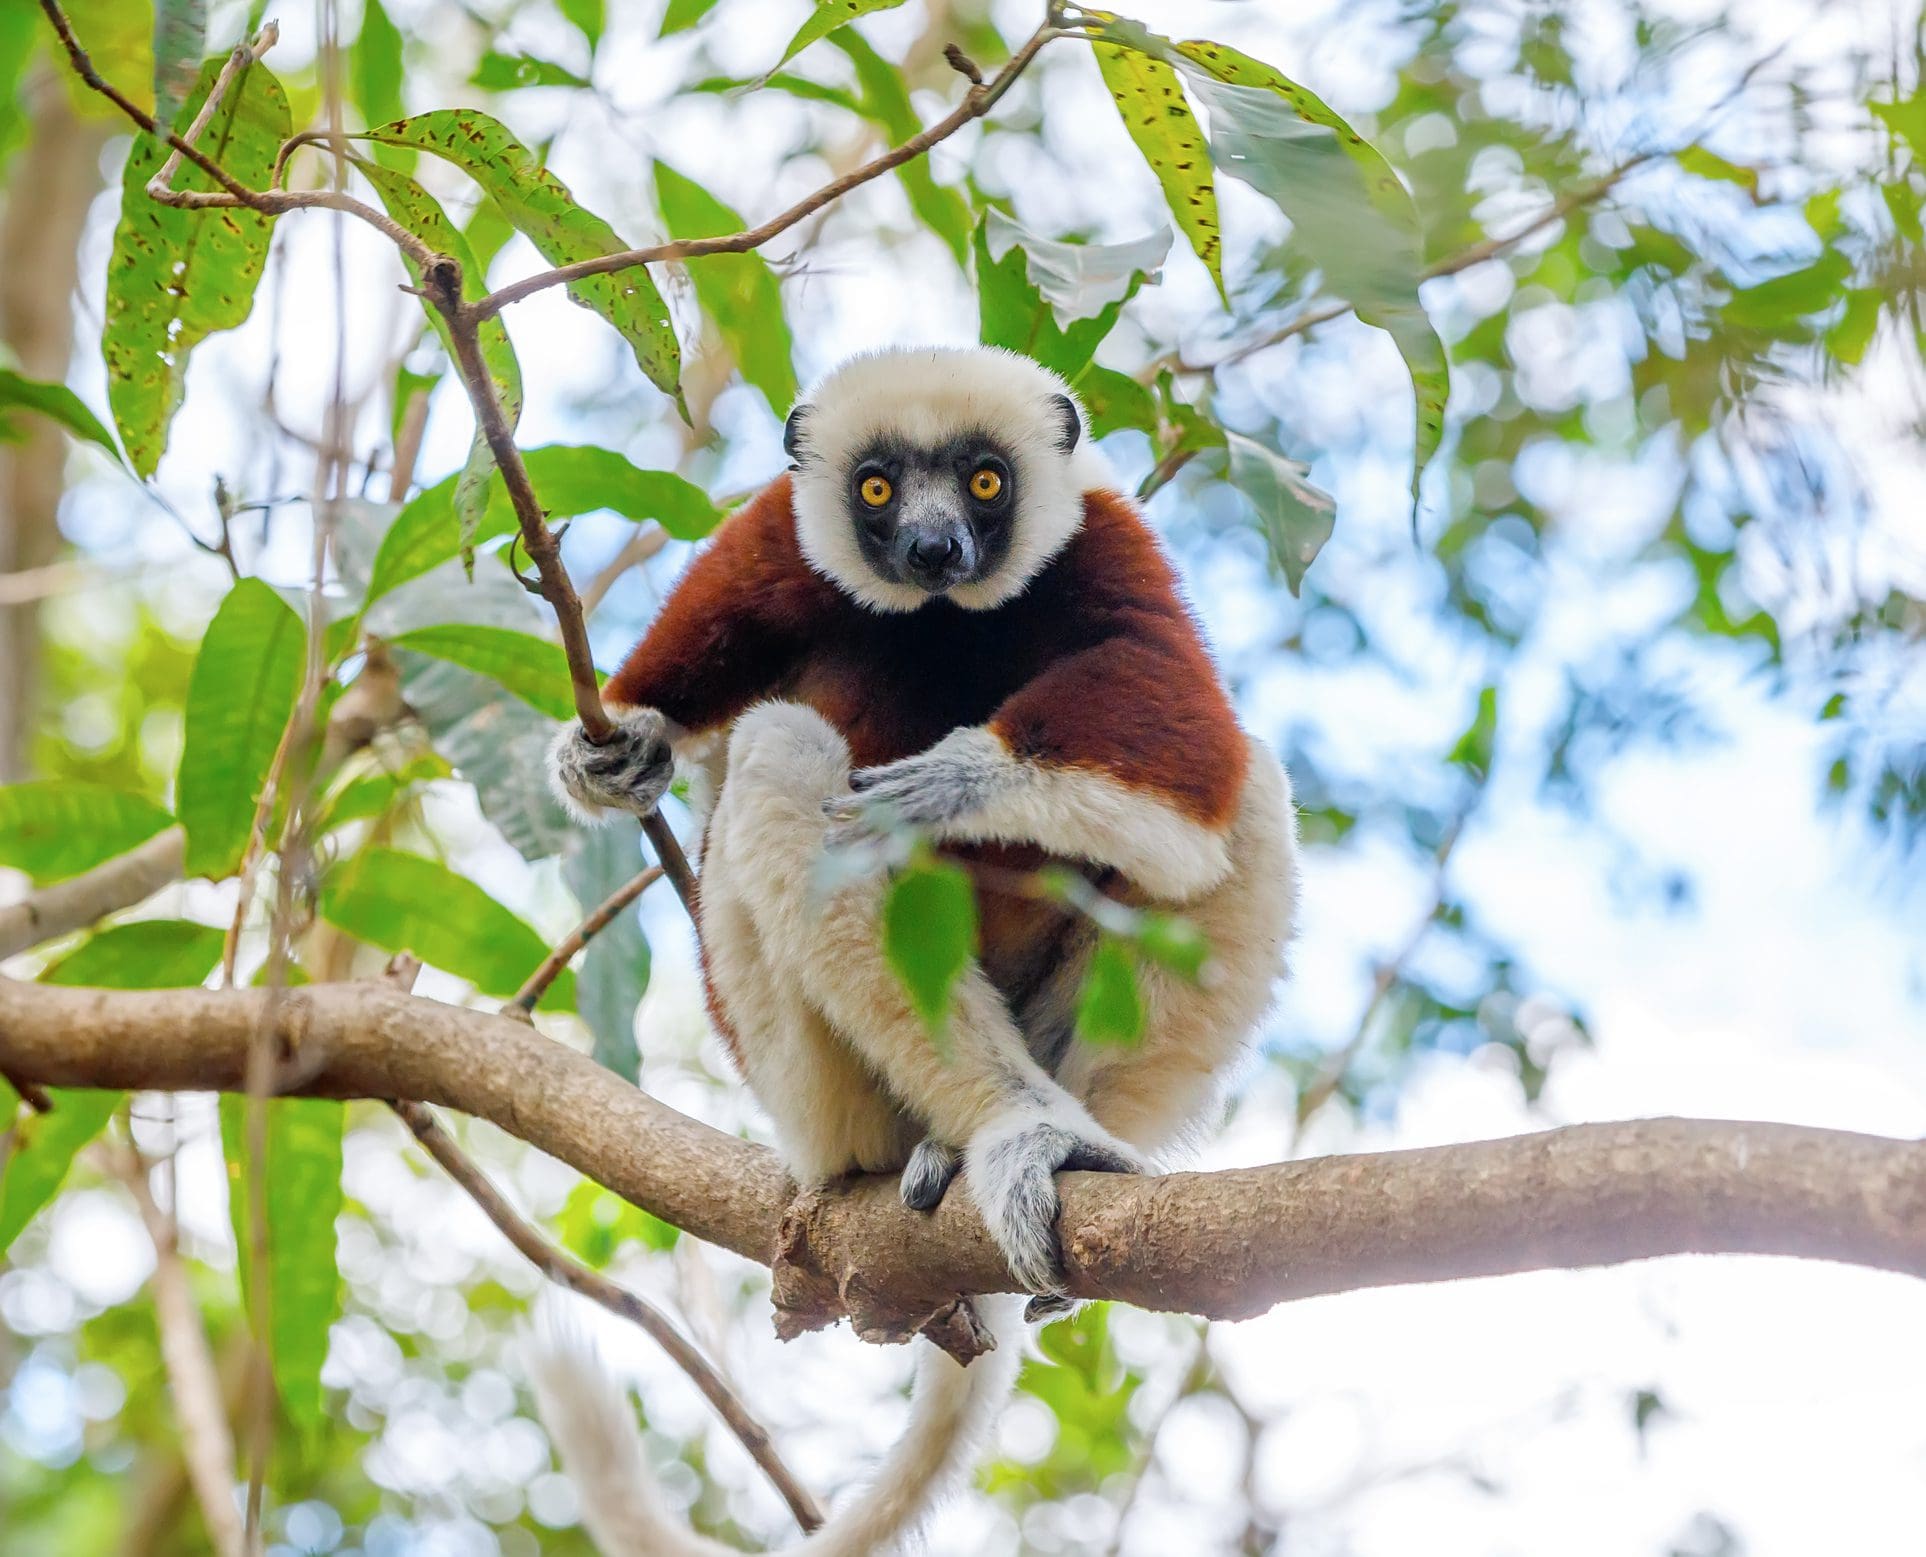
{"left": 1, "top": 0, "right": 1924, "bottom": 1552}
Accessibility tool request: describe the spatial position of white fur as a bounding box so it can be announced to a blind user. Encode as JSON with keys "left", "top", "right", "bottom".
{"left": 789, "top": 347, "right": 1114, "bottom": 612}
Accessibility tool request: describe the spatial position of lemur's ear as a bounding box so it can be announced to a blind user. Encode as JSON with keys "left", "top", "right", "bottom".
{"left": 1048, "top": 393, "right": 1081, "bottom": 455}
{"left": 783, "top": 404, "right": 811, "bottom": 466}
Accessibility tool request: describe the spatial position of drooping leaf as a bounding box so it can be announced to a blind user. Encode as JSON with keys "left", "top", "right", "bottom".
{"left": 471, "top": 52, "right": 592, "bottom": 92}
{"left": 219, "top": 1095, "right": 344, "bottom": 1436}
{"left": 882, "top": 859, "right": 977, "bottom": 1032}
{"left": 102, "top": 56, "right": 289, "bottom": 476}
{"left": 41, "top": 919, "right": 225, "bottom": 988}
{"left": 1091, "top": 41, "right": 1224, "bottom": 303}
{"left": 1722, "top": 250, "right": 1850, "bottom": 332}
{"left": 560, "top": 0, "right": 606, "bottom": 46}
{"left": 351, "top": 0, "right": 405, "bottom": 130}
{"left": 0, "top": 783, "right": 175, "bottom": 886}
{"left": 1147, "top": 34, "right": 1451, "bottom": 508}
{"left": 150, "top": 0, "right": 206, "bottom": 133}
{"left": 354, "top": 157, "right": 524, "bottom": 564}
{"left": 0, "top": 369, "right": 123, "bottom": 463}
{"left": 1077, "top": 364, "right": 1158, "bottom": 439}
{"left": 831, "top": 30, "right": 971, "bottom": 264}
{"left": 775, "top": 0, "right": 909, "bottom": 70}
{"left": 0, "top": 1090, "right": 122, "bottom": 1256}
{"left": 653, "top": 162, "right": 797, "bottom": 410}
{"left": 662, "top": 0, "right": 722, "bottom": 33}
{"left": 1076, "top": 934, "right": 1145, "bottom": 1045}
{"left": 984, "top": 207, "right": 1170, "bottom": 330}
{"left": 562, "top": 821, "right": 651, "bottom": 1081}
{"left": 365, "top": 444, "right": 721, "bottom": 607}
{"left": 1828, "top": 286, "right": 1883, "bottom": 365}
{"left": 387, "top": 624, "right": 578, "bottom": 720}
{"left": 1219, "top": 429, "right": 1337, "bottom": 594}
{"left": 176, "top": 579, "right": 306, "bottom": 879}
{"left": 354, "top": 111, "right": 682, "bottom": 407}
{"left": 975, "top": 217, "right": 1156, "bottom": 383}
{"left": 318, "top": 847, "right": 574, "bottom": 1009}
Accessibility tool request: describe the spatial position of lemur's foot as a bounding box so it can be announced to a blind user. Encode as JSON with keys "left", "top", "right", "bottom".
{"left": 549, "top": 707, "right": 673, "bottom": 821}
{"left": 1024, "top": 1293, "right": 1081, "bottom": 1324}
{"left": 899, "top": 1138, "right": 962, "bottom": 1212}
{"left": 965, "top": 1105, "right": 1146, "bottom": 1297}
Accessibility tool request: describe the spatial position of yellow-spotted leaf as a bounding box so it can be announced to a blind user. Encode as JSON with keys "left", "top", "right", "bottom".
{"left": 1092, "top": 41, "right": 1224, "bottom": 304}
{"left": 102, "top": 57, "right": 288, "bottom": 476}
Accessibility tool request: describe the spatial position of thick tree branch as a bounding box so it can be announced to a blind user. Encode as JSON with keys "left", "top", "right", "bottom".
{"left": 0, "top": 826, "right": 186, "bottom": 959}
{"left": 3, "top": 978, "right": 1921, "bottom": 1356}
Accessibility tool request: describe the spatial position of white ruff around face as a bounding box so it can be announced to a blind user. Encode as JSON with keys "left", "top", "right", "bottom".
{"left": 789, "top": 346, "right": 1116, "bottom": 612}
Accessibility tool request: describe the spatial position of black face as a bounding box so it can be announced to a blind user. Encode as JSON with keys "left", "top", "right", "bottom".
{"left": 843, "top": 432, "right": 1019, "bottom": 595}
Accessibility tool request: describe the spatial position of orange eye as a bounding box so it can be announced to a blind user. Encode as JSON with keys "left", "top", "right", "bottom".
{"left": 860, "top": 474, "right": 892, "bottom": 507}
{"left": 970, "top": 468, "right": 1003, "bottom": 501}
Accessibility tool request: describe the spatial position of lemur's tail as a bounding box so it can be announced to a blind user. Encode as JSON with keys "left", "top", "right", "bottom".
{"left": 529, "top": 1298, "right": 1022, "bottom": 1557}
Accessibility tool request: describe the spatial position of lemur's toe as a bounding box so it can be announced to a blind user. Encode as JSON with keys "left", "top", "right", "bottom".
{"left": 899, "top": 1138, "right": 962, "bottom": 1212}
{"left": 1024, "top": 1293, "right": 1080, "bottom": 1324}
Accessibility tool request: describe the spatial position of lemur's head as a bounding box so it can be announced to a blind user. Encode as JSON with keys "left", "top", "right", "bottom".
{"left": 784, "top": 346, "right": 1109, "bottom": 612}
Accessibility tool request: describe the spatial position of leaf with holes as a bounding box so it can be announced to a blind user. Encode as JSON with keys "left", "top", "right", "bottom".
{"left": 1092, "top": 41, "right": 1224, "bottom": 304}
{"left": 775, "top": 0, "right": 909, "bottom": 69}
{"left": 176, "top": 579, "right": 306, "bottom": 879}
{"left": 355, "top": 112, "right": 681, "bottom": 408}
{"left": 654, "top": 162, "right": 797, "bottom": 410}
{"left": 41, "top": 919, "right": 224, "bottom": 988}
{"left": 102, "top": 57, "right": 288, "bottom": 476}
{"left": 1076, "top": 935, "right": 1145, "bottom": 1045}
{"left": 220, "top": 1095, "right": 343, "bottom": 1436}
{"left": 365, "top": 444, "right": 720, "bottom": 608}
{"left": 319, "top": 847, "right": 574, "bottom": 1009}
{"left": 0, "top": 783, "right": 174, "bottom": 885}
{"left": 388, "top": 624, "right": 578, "bottom": 720}
{"left": 831, "top": 30, "right": 972, "bottom": 265}
{"left": 0, "top": 369, "right": 123, "bottom": 464}
{"left": 882, "top": 859, "right": 977, "bottom": 1033}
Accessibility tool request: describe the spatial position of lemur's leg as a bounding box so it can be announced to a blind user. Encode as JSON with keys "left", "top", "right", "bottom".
{"left": 700, "top": 770, "right": 920, "bottom": 1185}
{"left": 712, "top": 700, "right": 1146, "bottom": 1295}
{"left": 1056, "top": 739, "right": 1298, "bottom": 1154}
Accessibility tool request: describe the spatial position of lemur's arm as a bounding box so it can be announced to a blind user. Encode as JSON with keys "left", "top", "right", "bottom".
{"left": 830, "top": 501, "right": 1247, "bottom": 901}
{"left": 552, "top": 477, "right": 833, "bottom": 819}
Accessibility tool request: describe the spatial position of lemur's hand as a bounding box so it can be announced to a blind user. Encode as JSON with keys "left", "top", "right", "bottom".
{"left": 824, "top": 731, "right": 1001, "bottom": 848}
{"left": 549, "top": 707, "right": 673, "bottom": 821}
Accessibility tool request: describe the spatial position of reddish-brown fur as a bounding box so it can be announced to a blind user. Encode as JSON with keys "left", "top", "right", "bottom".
{"left": 609, "top": 474, "right": 1246, "bottom": 1062}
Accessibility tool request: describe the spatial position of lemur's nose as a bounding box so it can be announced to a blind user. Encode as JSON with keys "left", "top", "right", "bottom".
{"left": 906, "top": 533, "right": 961, "bottom": 574}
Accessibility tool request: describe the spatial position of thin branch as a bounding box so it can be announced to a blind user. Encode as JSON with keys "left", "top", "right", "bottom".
{"left": 390, "top": 1100, "right": 825, "bottom": 1533}
{"left": 0, "top": 825, "right": 185, "bottom": 959}
{"left": 468, "top": 23, "right": 1064, "bottom": 321}
{"left": 512, "top": 865, "right": 662, "bottom": 1014}
{"left": 148, "top": 21, "right": 281, "bottom": 197}
{"left": 5, "top": 978, "right": 1923, "bottom": 1358}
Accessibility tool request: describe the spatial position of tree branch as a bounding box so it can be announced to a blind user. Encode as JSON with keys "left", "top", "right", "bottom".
{"left": 0, "top": 826, "right": 185, "bottom": 959}
{"left": 390, "top": 1099, "right": 824, "bottom": 1532}
{"left": 3, "top": 978, "right": 1920, "bottom": 1357}
{"left": 511, "top": 864, "right": 661, "bottom": 1014}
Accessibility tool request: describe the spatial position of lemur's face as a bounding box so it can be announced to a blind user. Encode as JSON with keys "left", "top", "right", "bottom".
{"left": 842, "top": 431, "right": 1018, "bottom": 596}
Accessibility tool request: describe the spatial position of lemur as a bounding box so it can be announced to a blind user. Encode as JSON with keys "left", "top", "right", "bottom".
{"left": 538, "top": 346, "right": 1297, "bottom": 1556}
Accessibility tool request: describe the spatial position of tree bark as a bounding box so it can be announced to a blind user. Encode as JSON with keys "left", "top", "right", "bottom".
{"left": 2, "top": 977, "right": 1921, "bottom": 1355}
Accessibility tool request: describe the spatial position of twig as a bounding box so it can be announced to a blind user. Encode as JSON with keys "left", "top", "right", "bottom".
{"left": 580, "top": 523, "right": 669, "bottom": 616}
{"left": 1, "top": 1067, "right": 52, "bottom": 1113}
{"left": 149, "top": 22, "right": 281, "bottom": 197}
{"left": 105, "top": 1143, "right": 246, "bottom": 1557}
{"left": 512, "top": 865, "right": 662, "bottom": 1014}
{"left": 468, "top": 23, "right": 1064, "bottom": 321}
{"left": 0, "top": 825, "right": 185, "bottom": 959}
{"left": 387, "top": 386, "right": 430, "bottom": 502}
{"left": 389, "top": 1099, "right": 825, "bottom": 1533}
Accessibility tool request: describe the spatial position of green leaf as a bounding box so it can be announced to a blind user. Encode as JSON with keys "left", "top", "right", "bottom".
{"left": 975, "top": 216, "right": 1155, "bottom": 382}
{"left": 562, "top": 822, "right": 651, "bottom": 1082}
{"left": 365, "top": 444, "right": 721, "bottom": 607}
{"left": 830, "top": 31, "right": 971, "bottom": 264}
{"left": 354, "top": 157, "right": 524, "bottom": 566}
{"left": 661, "top": 0, "right": 722, "bottom": 33}
{"left": 558, "top": 1179, "right": 677, "bottom": 1269}
{"left": 318, "top": 847, "right": 574, "bottom": 1009}
{"left": 102, "top": 57, "right": 289, "bottom": 476}
{"left": 1075, "top": 935, "right": 1145, "bottom": 1045}
{"left": 1092, "top": 41, "right": 1225, "bottom": 304}
{"left": 1220, "top": 430, "right": 1336, "bottom": 594}
{"left": 0, "top": 783, "right": 174, "bottom": 886}
{"left": 354, "top": 111, "right": 682, "bottom": 407}
{"left": 176, "top": 579, "right": 306, "bottom": 879}
{"left": 352, "top": 0, "right": 405, "bottom": 130}
{"left": 1166, "top": 37, "right": 1450, "bottom": 509}
{"left": 0, "top": 369, "right": 122, "bottom": 462}
{"left": 1723, "top": 250, "right": 1850, "bottom": 331}
{"left": 654, "top": 162, "right": 798, "bottom": 410}
{"left": 882, "top": 859, "right": 977, "bottom": 1031}
{"left": 41, "top": 919, "right": 225, "bottom": 988}
{"left": 1136, "top": 913, "right": 1209, "bottom": 981}
{"left": 1077, "top": 364, "right": 1158, "bottom": 439}
{"left": 318, "top": 751, "right": 451, "bottom": 832}
{"left": 1448, "top": 684, "right": 1500, "bottom": 778}
{"left": 150, "top": 0, "right": 206, "bottom": 132}
{"left": 560, "top": 0, "right": 606, "bottom": 45}
{"left": 219, "top": 1095, "right": 344, "bottom": 1436}
{"left": 388, "top": 625, "right": 577, "bottom": 720}
{"left": 1827, "top": 286, "right": 1882, "bottom": 365}
{"left": 472, "top": 52, "right": 592, "bottom": 92}
{"left": 0, "top": 1090, "right": 122, "bottom": 1256}
{"left": 775, "top": 0, "right": 909, "bottom": 69}
{"left": 985, "top": 207, "right": 1169, "bottom": 328}
{"left": 1871, "top": 88, "right": 1926, "bottom": 162}
{"left": 1674, "top": 143, "right": 1759, "bottom": 198}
